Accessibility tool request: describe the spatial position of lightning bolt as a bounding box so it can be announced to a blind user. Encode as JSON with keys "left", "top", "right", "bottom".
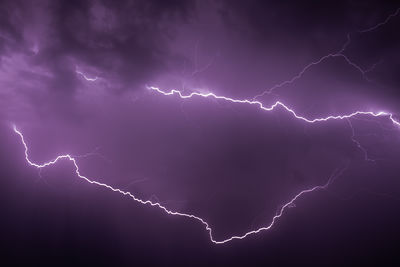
{"left": 252, "top": 34, "right": 371, "bottom": 99}
{"left": 148, "top": 86, "right": 400, "bottom": 126}
{"left": 76, "top": 70, "right": 99, "bottom": 82}
{"left": 359, "top": 8, "right": 400, "bottom": 33}
{"left": 253, "top": 7, "right": 400, "bottom": 99}
{"left": 13, "top": 124, "right": 347, "bottom": 244}
{"left": 346, "top": 118, "right": 374, "bottom": 162}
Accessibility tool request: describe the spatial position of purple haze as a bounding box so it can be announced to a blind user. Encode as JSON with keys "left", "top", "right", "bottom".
{"left": 1, "top": 0, "right": 400, "bottom": 265}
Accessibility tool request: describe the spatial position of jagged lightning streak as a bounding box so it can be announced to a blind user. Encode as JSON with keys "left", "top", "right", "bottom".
{"left": 76, "top": 70, "right": 99, "bottom": 82}
{"left": 148, "top": 86, "right": 400, "bottom": 126}
{"left": 346, "top": 118, "right": 374, "bottom": 162}
{"left": 253, "top": 7, "right": 400, "bottom": 99}
{"left": 13, "top": 124, "right": 347, "bottom": 244}
{"left": 252, "top": 34, "right": 371, "bottom": 99}
{"left": 359, "top": 8, "right": 400, "bottom": 33}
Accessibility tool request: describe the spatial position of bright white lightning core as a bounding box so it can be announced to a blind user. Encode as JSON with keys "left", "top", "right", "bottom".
{"left": 14, "top": 123, "right": 344, "bottom": 244}
{"left": 147, "top": 86, "right": 400, "bottom": 126}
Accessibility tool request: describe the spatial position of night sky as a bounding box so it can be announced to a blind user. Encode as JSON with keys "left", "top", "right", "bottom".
{"left": 1, "top": 0, "right": 400, "bottom": 266}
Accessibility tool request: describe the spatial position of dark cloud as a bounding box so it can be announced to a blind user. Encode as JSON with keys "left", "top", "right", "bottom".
{"left": 0, "top": 0, "right": 196, "bottom": 94}
{"left": 219, "top": 0, "right": 398, "bottom": 46}
{"left": 0, "top": 0, "right": 198, "bottom": 120}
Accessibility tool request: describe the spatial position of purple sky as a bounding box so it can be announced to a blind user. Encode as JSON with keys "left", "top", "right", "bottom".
{"left": 1, "top": 0, "right": 400, "bottom": 265}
